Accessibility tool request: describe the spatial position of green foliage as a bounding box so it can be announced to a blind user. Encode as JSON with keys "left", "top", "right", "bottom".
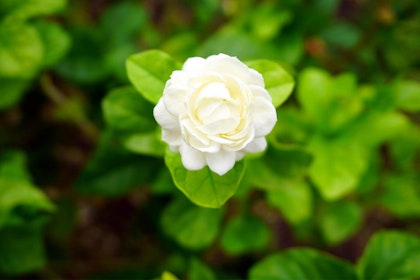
{"left": 245, "top": 60, "right": 295, "bottom": 107}
{"left": 1, "top": 0, "right": 420, "bottom": 279}
{"left": 164, "top": 150, "right": 245, "bottom": 208}
{"left": 249, "top": 248, "right": 357, "bottom": 280}
{"left": 0, "top": 151, "right": 54, "bottom": 275}
{"left": 126, "top": 50, "right": 181, "bottom": 104}
{"left": 221, "top": 215, "right": 270, "bottom": 254}
{"left": 357, "top": 231, "right": 420, "bottom": 280}
{"left": 0, "top": 0, "right": 69, "bottom": 109}
{"left": 161, "top": 197, "right": 223, "bottom": 249}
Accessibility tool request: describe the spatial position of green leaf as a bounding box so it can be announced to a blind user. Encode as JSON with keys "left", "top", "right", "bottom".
{"left": 164, "top": 150, "right": 245, "bottom": 208}
{"left": 102, "top": 86, "right": 156, "bottom": 133}
{"left": 321, "top": 22, "right": 360, "bottom": 48}
{"left": 395, "top": 79, "right": 420, "bottom": 112}
{"left": 389, "top": 123, "right": 420, "bottom": 171}
{"left": 221, "top": 216, "right": 270, "bottom": 255}
{"left": 267, "top": 179, "right": 312, "bottom": 224}
{"left": 319, "top": 201, "right": 362, "bottom": 245}
{"left": 250, "top": 6, "right": 291, "bottom": 41}
{"left": 308, "top": 136, "right": 368, "bottom": 200}
{"left": 0, "top": 150, "right": 31, "bottom": 181}
{"left": 0, "top": 23, "right": 43, "bottom": 78}
{"left": 246, "top": 60, "right": 295, "bottom": 107}
{"left": 0, "top": 226, "right": 46, "bottom": 275}
{"left": 0, "top": 78, "right": 28, "bottom": 109}
{"left": 297, "top": 69, "right": 363, "bottom": 132}
{"left": 32, "top": 20, "right": 70, "bottom": 68}
{"left": 297, "top": 67, "right": 332, "bottom": 124}
{"left": 161, "top": 197, "right": 222, "bottom": 249}
{"left": 0, "top": 179, "right": 54, "bottom": 229}
{"left": 344, "top": 111, "right": 408, "bottom": 148}
{"left": 75, "top": 130, "right": 161, "bottom": 197}
{"left": 123, "top": 130, "right": 166, "bottom": 157}
{"left": 357, "top": 231, "right": 420, "bottom": 280}
{"left": 189, "top": 258, "right": 216, "bottom": 280}
{"left": 100, "top": 2, "right": 146, "bottom": 47}
{"left": 0, "top": 151, "right": 54, "bottom": 229}
{"left": 4, "top": 0, "right": 66, "bottom": 21}
{"left": 249, "top": 248, "right": 357, "bottom": 280}
{"left": 126, "top": 50, "right": 180, "bottom": 104}
{"left": 380, "top": 174, "right": 420, "bottom": 218}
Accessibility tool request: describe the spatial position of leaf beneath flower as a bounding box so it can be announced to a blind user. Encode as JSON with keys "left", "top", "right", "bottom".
{"left": 164, "top": 149, "right": 245, "bottom": 208}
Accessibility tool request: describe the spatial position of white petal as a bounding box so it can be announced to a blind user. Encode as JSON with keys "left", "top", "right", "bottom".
{"left": 208, "top": 54, "right": 264, "bottom": 86}
{"left": 162, "top": 129, "right": 182, "bottom": 146}
{"left": 182, "top": 57, "right": 207, "bottom": 76}
{"left": 163, "top": 83, "right": 188, "bottom": 116}
{"left": 250, "top": 87, "right": 277, "bottom": 137}
{"left": 153, "top": 99, "right": 180, "bottom": 130}
{"left": 180, "top": 142, "right": 206, "bottom": 171}
{"left": 205, "top": 150, "right": 236, "bottom": 176}
{"left": 244, "top": 137, "right": 267, "bottom": 153}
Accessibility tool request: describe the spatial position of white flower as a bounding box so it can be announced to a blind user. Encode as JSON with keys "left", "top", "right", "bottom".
{"left": 153, "top": 53, "right": 277, "bottom": 176}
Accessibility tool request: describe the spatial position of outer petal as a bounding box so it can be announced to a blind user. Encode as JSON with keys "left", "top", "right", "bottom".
{"left": 180, "top": 142, "right": 206, "bottom": 171}
{"left": 250, "top": 87, "right": 277, "bottom": 137}
{"left": 205, "top": 150, "right": 236, "bottom": 176}
{"left": 163, "top": 71, "right": 189, "bottom": 116}
{"left": 153, "top": 98, "right": 180, "bottom": 131}
{"left": 182, "top": 57, "right": 207, "bottom": 77}
{"left": 244, "top": 137, "right": 267, "bottom": 153}
{"left": 207, "top": 54, "right": 264, "bottom": 86}
{"left": 162, "top": 129, "right": 182, "bottom": 147}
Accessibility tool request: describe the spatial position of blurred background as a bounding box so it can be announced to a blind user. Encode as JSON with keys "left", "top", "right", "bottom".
{"left": 0, "top": 0, "right": 419, "bottom": 279}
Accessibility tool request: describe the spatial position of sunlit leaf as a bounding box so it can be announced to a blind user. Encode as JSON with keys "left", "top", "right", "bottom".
{"left": 308, "top": 136, "right": 368, "bottom": 200}
{"left": 164, "top": 150, "right": 245, "bottom": 208}
{"left": 246, "top": 60, "right": 294, "bottom": 107}
{"left": 126, "top": 50, "right": 180, "bottom": 104}
{"left": 0, "top": 23, "right": 43, "bottom": 78}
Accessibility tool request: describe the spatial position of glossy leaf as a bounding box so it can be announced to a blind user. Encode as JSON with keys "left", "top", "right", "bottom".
{"left": 357, "top": 231, "right": 420, "bottom": 280}
{"left": 164, "top": 150, "right": 245, "bottom": 208}
{"left": 249, "top": 248, "right": 357, "bottom": 280}
{"left": 161, "top": 197, "right": 222, "bottom": 249}
{"left": 246, "top": 59, "right": 295, "bottom": 107}
{"left": 126, "top": 50, "right": 180, "bottom": 104}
